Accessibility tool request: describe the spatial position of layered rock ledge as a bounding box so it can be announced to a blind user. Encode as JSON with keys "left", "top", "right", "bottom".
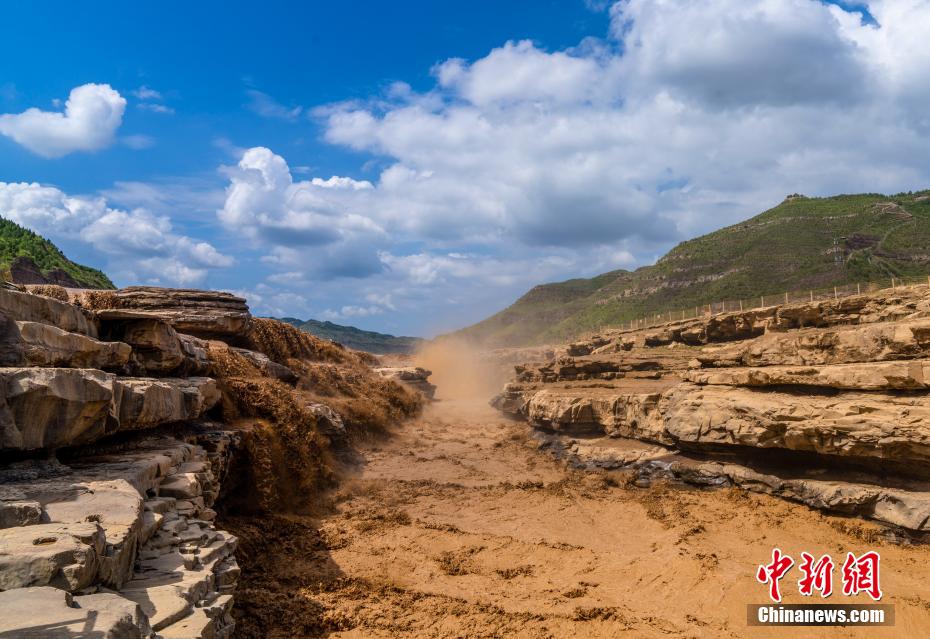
{"left": 0, "top": 285, "right": 249, "bottom": 638}
{"left": 0, "top": 282, "right": 431, "bottom": 638}
{"left": 493, "top": 286, "right": 930, "bottom": 535}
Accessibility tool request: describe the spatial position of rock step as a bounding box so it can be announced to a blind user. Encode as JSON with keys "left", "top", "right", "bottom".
{"left": 14, "top": 320, "right": 131, "bottom": 370}
{"left": 0, "top": 433, "right": 234, "bottom": 593}
{"left": 0, "top": 368, "right": 220, "bottom": 450}
{"left": 0, "top": 522, "right": 104, "bottom": 592}
{"left": 0, "top": 287, "right": 99, "bottom": 338}
{"left": 686, "top": 359, "right": 930, "bottom": 390}
{"left": 697, "top": 318, "right": 930, "bottom": 368}
{"left": 0, "top": 586, "right": 152, "bottom": 638}
{"left": 99, "top": 286, "right": 251, "bottom": 340}
{"left": 556, "top": 435, "right": 930, "bottom": 532}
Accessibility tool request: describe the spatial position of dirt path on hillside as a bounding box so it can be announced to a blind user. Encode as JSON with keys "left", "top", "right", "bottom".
{"left": 230, "top": 397, "right": 930, "bottom": 638}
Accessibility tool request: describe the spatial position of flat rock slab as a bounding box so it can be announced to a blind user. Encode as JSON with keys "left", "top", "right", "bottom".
{"left": 102, "top": 287, "right": 252, "bottom": 340}
{"left": 686, "top": 359, "right": 930, "bottom": 390}
{"left": 0, "top": 369, "right": 220, "bottom": 451}
{"left": 0, "top": 586, "right": 151, "bottom": 638}
{"left": 17, "top": 320, "right": 130, "bottom": 370}
{"left": 665, "top": 382, "right": 930, "bottom": 464}
{"left": 0, "top": 522, "right": 104, "bottom": 591}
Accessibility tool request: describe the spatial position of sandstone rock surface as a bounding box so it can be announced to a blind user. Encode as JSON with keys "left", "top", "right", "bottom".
{"left": 0, "top": 367, "right": 113, "bottom": 449}
{"left": 107, "top": 318, "right": 186, "bottom": 373}
{"left": 17, "top": 320, "right": 131, "bottom": 370}
{"left": 0, "top": 431, "right": 240, "bottom": 638}
{"left": 493, "top": 283, "right": 930, "bottom": 532}
{"left": 685, "top": 359, "right": 930, "bottom": 390}
{"left": 696, "top": 319, "right": 930, "bottom": 368}
{"left": 0, "top": 586, "right": 152, "bottom": 638}
{"left": 113, "top": 377, "right": 220, "bottom": 430}
{"left": 664, "top": 383, "right": 930, "bottom": 464}
{"left": 0, "top": 369, "right": 220, "bottom": 450}
{"left": 0, "top": 287, "right": 98, "bottom": 337}
{"left": 105, "top": 287, "right": 252, "bottom": 339}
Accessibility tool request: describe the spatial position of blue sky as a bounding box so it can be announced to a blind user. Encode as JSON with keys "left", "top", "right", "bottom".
{"left": 1, "top": 1, "right": 928, "bottom": 336}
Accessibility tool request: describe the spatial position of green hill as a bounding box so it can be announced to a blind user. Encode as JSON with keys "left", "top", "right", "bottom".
{"left": 0, "top": 217, "right": 114, "bottom": 289}
{"left": 457, "top": 190, "right": 930, "bottom": 347}
{"left": 276, "top": 317, "right": 424, "bottom": 355}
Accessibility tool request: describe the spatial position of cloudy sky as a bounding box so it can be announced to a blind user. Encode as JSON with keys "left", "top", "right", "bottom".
{"left": 1, "top": 1, "right": 928, "bottom": 336}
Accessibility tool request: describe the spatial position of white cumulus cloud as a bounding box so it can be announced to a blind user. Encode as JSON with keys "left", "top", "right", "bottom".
{"left": 222, "top": 0, "right": 930, "bottom": 336}
{"left": 0, "top": 83, "right": 126, "bottom": 157}
{"left": 0, "top": 181, "right": 232, "bottom": 286}
{"left": 220, "top": 147, "right": 386, "bottom": 276}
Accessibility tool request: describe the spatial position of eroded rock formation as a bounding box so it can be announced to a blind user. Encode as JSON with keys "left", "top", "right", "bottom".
{"left": 0, "top": 283, "right": 431, "bottom": 638}
{"left": 493, "top": 286, "right": 930, "bottom": 534}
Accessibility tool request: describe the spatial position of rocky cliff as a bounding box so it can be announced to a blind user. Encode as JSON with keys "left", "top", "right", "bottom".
{"left": 0, "top": 283, "right": 429, "bottom": 638}
{"left": 492, "top": 284, "right": 930, "bottom": 536}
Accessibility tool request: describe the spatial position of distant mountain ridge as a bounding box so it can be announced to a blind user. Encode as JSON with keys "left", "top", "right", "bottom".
{"left": 456, "top": 190, "right": 930, "bottom": 347}
{"left": 0, "top": 216, "right": 114, "bottom": 289}
{"left": 277, "top": 317, "right": 424, "bottom": 355}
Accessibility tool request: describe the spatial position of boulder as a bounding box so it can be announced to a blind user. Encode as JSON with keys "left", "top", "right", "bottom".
{"left": 305, "top": 402, "right": 346, "bottom": 440}
{"left": 0, "top": 495, "right": 43, "bottom": 528}
{"left": 490, "top": 389, "right": 527, "bottom": 416}
{"left": 178, "top": 333, "right": 212, "bottom": 375}
{"left": 644, "top": 330, "right": 675, "bottom": 347}
{"left": 0, "top": 287, "right": 98, "bottom": 337}
{"left": 98, "top": 318, "right": 214, "bottom": 376}
{"left": 0, "top": 367, "right": 114, "bottom": 450}
{"left": 703, "top": 308, "right": 773, "bottom": 342}
{"left": 566, "top": 336, "right": 611, "bottom": 356}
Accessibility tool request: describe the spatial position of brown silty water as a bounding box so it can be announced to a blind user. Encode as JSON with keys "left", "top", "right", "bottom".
{"left": 227, "top": 337, "right": 930, "bottom": 638}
